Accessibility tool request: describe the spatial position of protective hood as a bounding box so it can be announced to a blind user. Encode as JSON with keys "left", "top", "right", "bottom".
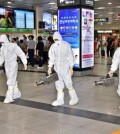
{"left": 53, "top": 32, "right": 62, "bottom": 41}
{"left": 0, "top": 34, "right": 9, "bottom": 45}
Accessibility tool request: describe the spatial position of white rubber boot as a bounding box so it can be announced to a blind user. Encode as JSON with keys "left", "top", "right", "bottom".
{"left": 117, "top": 89, "right": 120, "bottom": 96}
{"left": 4, "top": 86, "right": 14, "bottom": 103}
{"left": 68, "top": 89, "right": 78, "bottom": 106}
{"left": 52, "top": 89, "right": 64, "bottom": 106}
{"left": 13, "top": 85, "right": 21, "bottom": 99}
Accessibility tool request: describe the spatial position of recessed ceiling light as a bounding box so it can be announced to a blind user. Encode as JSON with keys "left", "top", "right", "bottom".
{"left": 108, "top": 2, "right": 112, "bottom": 5}
{"left": 7, "top": 1, "right": 12, "bottom": 4}
{"left": 7, "top": 6, "right": 12, "bottom": 7}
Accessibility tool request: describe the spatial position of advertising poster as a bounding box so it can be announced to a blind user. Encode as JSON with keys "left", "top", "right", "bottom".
{"left": 58, "top": 8, "right": 80, "bottom": 68}
{"left": 82, "top": 8, "right": 94, "bottom": 68}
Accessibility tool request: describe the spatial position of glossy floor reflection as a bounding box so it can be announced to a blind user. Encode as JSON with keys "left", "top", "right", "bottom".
{"left": 0, "top": 57, "right": 120, "bottom": 134}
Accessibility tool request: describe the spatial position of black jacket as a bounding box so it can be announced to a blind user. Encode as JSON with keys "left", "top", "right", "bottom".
{"left": 36, "top": 41, "right": 44, "bottom": 56}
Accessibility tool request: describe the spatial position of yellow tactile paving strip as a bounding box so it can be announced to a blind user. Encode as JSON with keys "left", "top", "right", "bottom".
{"left": 112, "top": 130, "right": 120, "bottom": 134}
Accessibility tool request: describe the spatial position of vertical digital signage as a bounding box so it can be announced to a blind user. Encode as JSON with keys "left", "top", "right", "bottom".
{"left": 58, "top": 8, "right": 80, "bottom": 68}
{"left": 81, "top": 8, "right": 94, "bottom": 68}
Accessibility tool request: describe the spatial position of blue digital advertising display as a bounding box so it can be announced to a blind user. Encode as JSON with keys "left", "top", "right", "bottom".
{"left": 58, "top": 8, "right": 80, "bottom": 68}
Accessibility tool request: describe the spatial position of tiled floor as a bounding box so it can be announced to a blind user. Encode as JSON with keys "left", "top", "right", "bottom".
{"left": 0, "top": 57, "right": 120, "bottom": 134}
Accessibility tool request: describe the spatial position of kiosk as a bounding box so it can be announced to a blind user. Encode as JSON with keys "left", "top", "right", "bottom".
{"left": 57, "top": 0, "right": 94, "bottom": 76}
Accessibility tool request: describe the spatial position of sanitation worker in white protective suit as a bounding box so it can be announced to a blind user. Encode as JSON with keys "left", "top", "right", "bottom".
{"left": 108, "top": 47, "right": 120, "bottom": 96}
{"left": 48, "top": 32, "right": 78, "bottom": 106}
{"left": 0, "top": 34, "right": 27, "bottom": 103}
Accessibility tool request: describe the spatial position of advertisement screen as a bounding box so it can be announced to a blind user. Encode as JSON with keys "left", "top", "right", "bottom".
{"left": 81, "top": 0, "right": 94, "bottom": 6}
{"left": 58, "top": 8, "right": 80, "bottom": 68}
{"left": 58, "top": 0, "right": 80, "bottom": 7}
{"left": 81, "top": 8, "right": 94, "bottom": 68}
{"left": 52, "top": 15, "right": 57, "bottom": 30}
{"left": 0, "top": 7, "right": 35, "bottom": 29}
{"left": 43, "top": 13, "right": 52, "bottom": 30}
{"left": 0, "top": 8, "right": 14, "bottom": 28}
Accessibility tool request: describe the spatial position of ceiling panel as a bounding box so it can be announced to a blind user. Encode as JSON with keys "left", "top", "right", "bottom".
{"left": 0, "top": 0, "right": 120, "bottom": 26}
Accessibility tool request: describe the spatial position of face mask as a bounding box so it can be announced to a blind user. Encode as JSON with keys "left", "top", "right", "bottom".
{"left": 54, "top": 40, "right": 59, "bottom": 43}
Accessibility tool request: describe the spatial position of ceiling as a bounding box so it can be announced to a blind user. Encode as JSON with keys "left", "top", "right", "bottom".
{"left": 0, "top": 0, "right": 120, "bottom": 28}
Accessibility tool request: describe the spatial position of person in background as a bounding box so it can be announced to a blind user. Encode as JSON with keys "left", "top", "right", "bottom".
{"left": 16, "top": 37, "right": 20, "bottom": 46}
{"left": 23, "top": 35, "right": 28, "bottom": 46}
{"left": 27, "top": 35, "right": 36, "bottom": 67}
{"left": 97, "top": 38, "right": 102, "bottom": 58}
{"left": 0, "top": 34, "right": 27, "bottom": 103}
{"left": 106, "top": 33, "right": 114, "bottom": 59}
{"left": 48, "top": 31, "right": 78, "bottom": 106}
{"left": 47, "top": 35, "right": 54, "bottom": 50}
{"left": 112, "top": 36, "right": 119, "bottom": 55}
{"left": 12, "top": 38, "right": 17, "bottom": 43}
{"left": 19, "top": 40, "right": 27, "bottom": 54}
{"left": 94, "top": 38, "right": 98, "bottom": 54}
{"left": 0, "top": 11, "right": 13, "bottom": 28}
{"left": 36, "top": 36, "right": 44, "bottom": 69}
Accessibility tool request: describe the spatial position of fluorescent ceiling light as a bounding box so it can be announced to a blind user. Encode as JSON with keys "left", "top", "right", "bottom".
{"left": 108, "top": 12, "right": 114, "bottom": 14}
{"left": 48, "top": 2, "right": 56, "bottom": 4}
{"left": 116, "top": 6, "right": 120, "bottom": 8}
{"left": 96, "top": 7, "right": 105, "bottom": 9}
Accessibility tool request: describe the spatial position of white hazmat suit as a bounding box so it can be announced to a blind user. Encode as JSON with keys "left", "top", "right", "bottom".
{"left": 0, "top": 35, "right": 27, "bottom": 103}
{"left": 48, "top": 32, "right": 78, "bottom": 106}
{"left": 109, "top": 47, "right": 120, "bottom": 96}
